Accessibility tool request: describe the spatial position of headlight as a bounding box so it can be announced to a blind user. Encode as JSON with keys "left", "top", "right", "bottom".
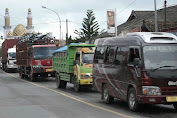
{"left": 142, "top": 86, "right": 161, "bottom": 96}
{"left": 33, "top": 65, "right": 43, "bottom": 68}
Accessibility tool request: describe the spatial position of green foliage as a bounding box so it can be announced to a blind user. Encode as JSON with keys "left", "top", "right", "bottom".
{"left": 74, "top": 10, "right": 100, "bottom": 44}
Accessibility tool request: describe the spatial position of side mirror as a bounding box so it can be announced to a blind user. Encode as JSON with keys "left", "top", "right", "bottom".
{"left": 73, "top": 60, "right": 80, "bottom": 65}
{"left": 134, "top": 58, "right": 141, "bottom": 68}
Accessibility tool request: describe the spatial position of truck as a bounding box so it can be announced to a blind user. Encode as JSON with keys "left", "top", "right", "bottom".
{"left": 1, "top": 38, "right": 18, "bottom": 72}
{"left": 52, "top": 43, "right": 95, "bottom": 92}
{"left": 16, "top": 33, "right": 58, "bottom": 81}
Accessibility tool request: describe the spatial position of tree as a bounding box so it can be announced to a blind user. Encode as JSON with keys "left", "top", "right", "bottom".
{"left": 74, "top": 10, "right": 100, "bottom": 44}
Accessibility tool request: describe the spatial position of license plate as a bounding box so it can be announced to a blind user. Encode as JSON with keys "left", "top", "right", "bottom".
{"left": 166, "top": 96, "right": 177, "bottom": 102}
{"left": 46, "top": 69, "right": 52, "bottom": 72}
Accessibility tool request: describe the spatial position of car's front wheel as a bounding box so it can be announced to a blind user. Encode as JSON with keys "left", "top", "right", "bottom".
{"left": 128, "top": 88, "right": 140, "bottom": 111}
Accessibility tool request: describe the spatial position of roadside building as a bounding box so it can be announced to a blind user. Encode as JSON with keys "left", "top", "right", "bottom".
{"left": 117, "top": 5, "right": 177, "bottom": 36}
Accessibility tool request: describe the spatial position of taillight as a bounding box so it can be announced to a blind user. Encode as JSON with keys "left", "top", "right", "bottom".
{"left": 141, "top": 68, "right": 152, "bottom": 86}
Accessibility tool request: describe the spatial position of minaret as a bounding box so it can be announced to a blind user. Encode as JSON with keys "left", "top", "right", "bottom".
{"left": 26, "top": 8, "right": 34, "bottom": 33}
{"left": 3, "top": 8, "right": 11, "bottom": 39}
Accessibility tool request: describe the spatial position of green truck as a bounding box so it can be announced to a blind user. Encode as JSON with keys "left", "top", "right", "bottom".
{"left": 52, "top": 43, "right": 95, "bottom": 92}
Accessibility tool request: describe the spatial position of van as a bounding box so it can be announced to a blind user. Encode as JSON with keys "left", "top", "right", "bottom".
{"left": 93, "top": 32, "right": 177, "bottom": 111}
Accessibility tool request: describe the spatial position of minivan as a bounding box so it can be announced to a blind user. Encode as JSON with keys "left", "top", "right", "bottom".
{"left": 93, "top": 32, "right": 177, "bottom": 111}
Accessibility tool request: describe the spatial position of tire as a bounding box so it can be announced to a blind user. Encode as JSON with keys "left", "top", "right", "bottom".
{"left": 173, "top": 103, "right": 177, "bottom": 110}
{"left": 30, "top": 73, "right": 37, "bottom": 82}
{"left": 62, "top": 81, "right": 67, "bottom": 89}
{"left": 102, "top": 84, "right": 114, "bottom": 104}
{"left": 56, "top": 74, "right": 62, "bottom": 88}
{"left": 6, "top": 68, "right": 10, "bottom": 73}
{"left": 128, "top": 88, "right": 140, "bottom": 112}
{"left": 19, "top": 70, "right": 25, "bottom": 79}
{"left": 74, "top": 81, "right": 81, "bottom": 92}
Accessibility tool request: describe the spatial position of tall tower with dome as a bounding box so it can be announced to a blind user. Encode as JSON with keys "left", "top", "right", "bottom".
{"left": 26, "top": 8, "right": 34, "bottom": 33}
{"left": 3, "top": 8, "right": 34, "bottom": 39}
{"left": 3, "top": 8, "right": 11, "bottom": 39}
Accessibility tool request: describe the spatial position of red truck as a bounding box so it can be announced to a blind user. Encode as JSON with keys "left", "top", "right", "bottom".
{"left": 16, "top": 33, "right": 58, "bottom": 81}
{"left": 1, "top": 38, "right": 18, "bottom": 72}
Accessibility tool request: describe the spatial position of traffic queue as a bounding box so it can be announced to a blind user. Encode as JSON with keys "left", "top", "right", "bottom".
{"left": 1, "top": 32, "right": 177, "bottom": 112}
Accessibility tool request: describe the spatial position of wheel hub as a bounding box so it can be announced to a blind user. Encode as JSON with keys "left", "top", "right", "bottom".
{"left": 104, "top": 88, "right": 108, "bottom": 100}
{"left": 129, "top": 93, "right": 135, "bottom": 108}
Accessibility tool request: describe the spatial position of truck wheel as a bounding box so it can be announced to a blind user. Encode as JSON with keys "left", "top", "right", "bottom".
{"left": 102, "top": 84, "right": 114, "bottom": 104}
{"left": 62, "top": 81, "right": 67, "bottom": 89}
{"left": 173, "top": 103, "right": 177, "bottom": 110}
{"left": 56, "top": 74, "right": 62, "bottom": 88}
{"left": 19, "top": 70, "right": 25, "bottom": 79}
{"left": 30, "top": 73, "right": 36, "bottom": 82}
{"left": 74, "top": 81, "right": 81, "bottom": 92}
{"left": 6, "top": 68, "right": 10, "bottom": 73}
{"left": 128, "top": 88, "right": 140, "bottom": 112}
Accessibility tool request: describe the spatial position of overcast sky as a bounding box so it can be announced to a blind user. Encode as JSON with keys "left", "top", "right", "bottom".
{"left": 0, "top": 0, "right": 177, "bottom": 39}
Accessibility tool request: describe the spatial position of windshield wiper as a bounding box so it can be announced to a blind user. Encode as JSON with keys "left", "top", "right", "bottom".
{"left": 151, "top": 66, "right": 175, "bottom": 72}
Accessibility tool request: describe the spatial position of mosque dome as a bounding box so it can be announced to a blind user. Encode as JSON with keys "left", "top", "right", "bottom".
{"left": 7, "top": 31, "right": 13, "bottom": 37}
{"left": 13, "top": 24, "right": 27, "bottom": 36}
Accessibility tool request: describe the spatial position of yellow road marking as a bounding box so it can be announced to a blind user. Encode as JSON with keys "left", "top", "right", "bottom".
{"left": 5, "top": 72, "right": 133, "bottom": 118}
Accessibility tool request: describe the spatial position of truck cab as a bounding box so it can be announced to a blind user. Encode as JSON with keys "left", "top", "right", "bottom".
{"left": 73, "top": 47, "right": 95, "bottom": 91}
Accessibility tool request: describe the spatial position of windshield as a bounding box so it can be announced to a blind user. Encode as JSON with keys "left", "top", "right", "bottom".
{"left": 33, "top": 47, "right": 57, "bottom": 60}
{"left": 143, "top": 45, "right": 177, "bottom": 69}
{"left": 9, "top": 52, "right": 16, "bottom": 58}
{"left": 82, "top": 53, "right": 94, "bottom": 64}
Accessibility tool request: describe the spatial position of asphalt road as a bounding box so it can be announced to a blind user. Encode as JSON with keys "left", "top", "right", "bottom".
{"left": 0, "top": 69, "right": 176, "bottom": 118}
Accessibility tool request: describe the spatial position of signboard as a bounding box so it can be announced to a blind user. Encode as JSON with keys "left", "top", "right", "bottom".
{"left": 107, "top": 10, "right": 116, "bottom": 34}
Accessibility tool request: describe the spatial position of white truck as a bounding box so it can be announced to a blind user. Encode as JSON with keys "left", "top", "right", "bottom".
{"left": 5, "top": 46, "right": 18, "bottom": 72}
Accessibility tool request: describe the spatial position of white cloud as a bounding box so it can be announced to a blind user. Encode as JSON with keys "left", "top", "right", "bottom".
{"left": 0, "top": 0, "right": 176, "bottom": 39}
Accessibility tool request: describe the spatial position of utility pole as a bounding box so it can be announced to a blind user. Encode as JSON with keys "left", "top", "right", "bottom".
{"left": 66, "top": 19, "right": 68, "bottom": 45}
{"left": 154, "top": 0, "right": 158, "bottom": 32}
{"left": 164, "top": 0, "right": 167, "bottom": 28}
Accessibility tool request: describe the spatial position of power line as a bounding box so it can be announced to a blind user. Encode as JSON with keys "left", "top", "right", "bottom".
{"left": 116, "top": 0, "right": 136, "bottom": 15}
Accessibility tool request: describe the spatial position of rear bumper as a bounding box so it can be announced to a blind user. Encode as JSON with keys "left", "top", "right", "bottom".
{"left": 139, "top": 95, "right": 177, "bottom": 104}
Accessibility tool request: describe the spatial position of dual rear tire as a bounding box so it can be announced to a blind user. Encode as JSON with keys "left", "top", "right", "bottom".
{"left": 56, "top": 74, "right": 67, "bottom": 89}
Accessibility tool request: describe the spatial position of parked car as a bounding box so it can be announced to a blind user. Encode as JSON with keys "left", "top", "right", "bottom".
{"left": 93, "top": 32, "right": 177, "bottom": 111}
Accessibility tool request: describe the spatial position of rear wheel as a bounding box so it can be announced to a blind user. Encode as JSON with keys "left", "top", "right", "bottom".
{"left": 128, "top": 88, "right": 140, "bottom": 112}
{"left": 102, "top": 84, "right": 114, "bottom": 104}
{"left": 56, "top": 74, "right": 62, "bottom": 88}
{"left": 19, "top": 69, "right": 25, "bottom": 79}
{"left": 173, "top": 103, "right": 177, "bottom": 110}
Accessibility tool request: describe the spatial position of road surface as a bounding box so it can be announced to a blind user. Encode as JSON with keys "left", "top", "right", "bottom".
{"left": 0, "top": 69, "right": 176, "bottom": 118}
